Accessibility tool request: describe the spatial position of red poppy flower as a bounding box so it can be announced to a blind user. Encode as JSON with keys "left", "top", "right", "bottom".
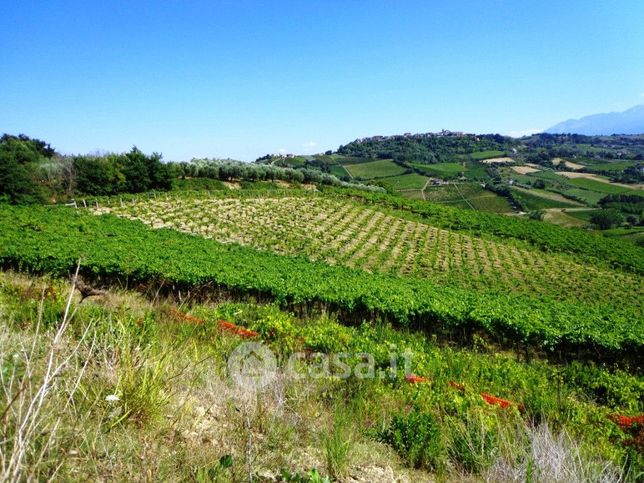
{"left": 480, "top": 392, "right": 513, "bottom": 409}
{"left": 405, "top": 374, "right": 430, "bottom": 384}
{"left": 217, "top": 319, "right": 259, "bottom": 338}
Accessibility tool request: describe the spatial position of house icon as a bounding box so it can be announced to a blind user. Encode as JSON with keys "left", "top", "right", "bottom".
{"left": 227, "top": 342, "right": 278, "bottom": 390}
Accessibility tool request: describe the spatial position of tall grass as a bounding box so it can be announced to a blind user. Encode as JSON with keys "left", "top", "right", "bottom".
{"left": 0, "top": 267, "right": 95, "bottom": 481}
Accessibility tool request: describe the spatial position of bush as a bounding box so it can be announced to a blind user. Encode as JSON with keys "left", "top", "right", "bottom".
{"left": 590, "top": 209, "right": 625, "bottom": 230}
{"left": 378, "top": 407, "right": 446, "bottom": 471}
{"left": 0, "top": 134, "right": 50, "bottom": 203}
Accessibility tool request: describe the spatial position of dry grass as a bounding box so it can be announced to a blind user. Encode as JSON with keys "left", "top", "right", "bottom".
{"left": 0, "top": 272, "right": 426, "bottom": 481}
{"left": 481, "top": 157, "right": 515, "bottom": 164}
{"left": 511, "top": 166, "right": 540, "bottom": 175}
{"left": 485, "top": 424, "right": 625, "bottom": 482}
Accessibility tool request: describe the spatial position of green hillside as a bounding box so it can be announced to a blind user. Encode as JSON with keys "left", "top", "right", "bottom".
{"left": 1, "top": 134, "right": 643, "bottom": 481}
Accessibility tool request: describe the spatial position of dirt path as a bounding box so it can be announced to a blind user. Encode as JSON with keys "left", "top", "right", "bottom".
{"left": 420, "top": 178, "right": 432, "bottom": 201}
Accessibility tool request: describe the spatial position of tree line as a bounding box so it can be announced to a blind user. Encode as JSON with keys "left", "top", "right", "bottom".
{"left": 337, "top": 133, "right": 515, "bottom": 163}
{"left": 0, "top": 134, "right": 383, "bottom": 203}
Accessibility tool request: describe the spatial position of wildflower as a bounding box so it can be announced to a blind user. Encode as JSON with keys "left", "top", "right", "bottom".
{"left": 480, "top": 392, "right": 513, "bottom": 409}
{"left": 105, "top": 394, "right": 120, "bottom": 403}
{"left": 405, "top": 374, "right": 430, "bottom": 384}
{"left": 218, "top": 319, "right": 259, "bottom": 338}
{"left": 609, "top": 414, "right": 644, "bottom": 429}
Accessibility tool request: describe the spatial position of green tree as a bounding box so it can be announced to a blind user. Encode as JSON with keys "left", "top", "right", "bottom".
{"left": 120, "top": 148, "right": 151, "bottom": 193}
{"left": 73, "top": 155, "right": 125, "bottom": 195}
{"left": 590, "top": 209, "right": 624, "bottom": 230}
{"left": 0, "top": 135, "right": 48, "bottom": 203}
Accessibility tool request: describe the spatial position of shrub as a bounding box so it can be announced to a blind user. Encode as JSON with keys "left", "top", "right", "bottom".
{"left": 378, "top": 407, "right": 446, "bottom": 471}
{"left": 590, "top": 209, "right": 625, "bottom": 230}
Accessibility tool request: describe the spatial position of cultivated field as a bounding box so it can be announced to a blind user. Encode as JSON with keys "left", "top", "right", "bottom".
{"left": 385, "top": 173, "right": 428, "bottom": 190}
{"left": 97, "top": 194, "right": 642, "bottom": 309}
{"left": 512, "top": 166, "right": 540, "bottom": 175}
{"left": 342, "top": 159, "right": 406, "bottom": 179}
{"left": 481, "top": 157, "right": 515, "bottom": 164}
{"left": 468, "top": 149, "right": 505, "bottom": 160}
{"left": 559, "top": 171, "right": 644, "bottom": 190}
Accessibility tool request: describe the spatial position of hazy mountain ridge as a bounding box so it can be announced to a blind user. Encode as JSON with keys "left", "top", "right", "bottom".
{"left": 546, "top": 105, "right": 644, "bottom": 135}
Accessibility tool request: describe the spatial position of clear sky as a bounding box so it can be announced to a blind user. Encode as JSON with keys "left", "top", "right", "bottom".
{"left": 1, "top": 1, "right": 643, "bottom": 161}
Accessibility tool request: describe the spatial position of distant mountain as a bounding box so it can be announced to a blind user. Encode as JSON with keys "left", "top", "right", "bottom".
{"left": 546, "top": 105, "right": 644, "bottom": 135}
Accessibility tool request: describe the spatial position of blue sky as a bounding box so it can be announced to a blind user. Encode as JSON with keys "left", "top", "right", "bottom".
{"left": 1, "top": 1, "right": 643, "bottom": 161}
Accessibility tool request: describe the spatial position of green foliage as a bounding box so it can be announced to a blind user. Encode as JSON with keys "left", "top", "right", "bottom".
{"left": 322, "top": 408, "right": 353, "bottom": 478}
{"left": 338, "top": 133, "right": 514, "bottom": 163}
{"left": 378, "top": 407, "right": 446, "bottom": 471}
{"left": 73, "top": 155, "right": 126, "bottom": 195}
{"left": 0, "top": 204, "right": 642, "bottom": 362}
{"left": 74, "top": 147, "right": 172, "bottom": 196}
{"left": 280, "top": 468, "right": 331, "bottom": 483}
{"left": 0, "top": 134, "right": 50, "bottom": 203}
{"left": 446, "top": 411, "right": 498, "bottom": 474}
{"left": 173, "top": 158, "right": 384, "bottom": 193}
{"left": 469, "top": 150, "right": 505, "bottom": 160}
{"left": 599, "top": 194, "right": 644, "bottom": 216}
{"left": 590, "top": 209, "right": 625, "bottom": 230}
{"left": 193, "top": 455, "right": 234, "bottom": 482}
{"left": 0, "top": 273, "right": 640, "bottom": 480}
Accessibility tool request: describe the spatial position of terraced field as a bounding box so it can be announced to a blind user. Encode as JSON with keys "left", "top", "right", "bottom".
{"left": 97, "top": 194, "right": 642, "bottom": 309}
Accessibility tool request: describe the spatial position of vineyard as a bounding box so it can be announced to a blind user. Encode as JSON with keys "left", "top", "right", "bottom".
{"left": 333, "top": 188, "right": 644, "bottom": 273}
{"left": 96, "top": 193, "right": 643, "bottom": 310}
{"left": 1, "top": 202, "right": 642, "bottom": 364}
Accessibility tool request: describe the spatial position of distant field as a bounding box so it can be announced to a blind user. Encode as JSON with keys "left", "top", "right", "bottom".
{"left": 400, "top": 190, "right": 425, "bottom": 200}
{"left": 481, "top": 157, "right": 515, "bottom": 164}
{"left": 584, "top": 161, "right": 636, "bottom": 173}
{"left": 564, "top": 209, "right": 599, "bottom": 222}
{"left": 424, "top": 183, "right": 513, "bottom": 213}
{"left": 423, "top": 184, "right": 463, "bottom": 202}
{"left": 512, "top": 187, "right": 581, "bottom": 210}
{"left": 411, "top": 162, "right": 464, "bottom": 178}
{"left": 343, "top": 159, "right": 406, "bottom": 179}
{"left": 385, "top": 173, "right": 428, "bottom": 190}
{"left": 512, "top": 166, "right": 540, "bottom": 175}
{"left": 542, "top": 209, "right": 588, "bottom": 228}
{"left": 561, "top": 160, "right": 584, "bottom": 170}
{"left": 566, "top": 177, "right": 633, "bottom": 194}
{"left": 560, "top": 188, "right": 605, "bottom": 206}
{"left": 469, "top": 149, "right": 505, "bottom": 160}
{"left": 527, "top": 170, "right": 567, "bottom": 182}
{"left": 328, "top": 165, "right": 350, "bottom": 178}
{"left": 467, "top": 192, "right": 513, "bottom": 213}
{"left": 327, "top": 155, "right": 376, "bottom": 165}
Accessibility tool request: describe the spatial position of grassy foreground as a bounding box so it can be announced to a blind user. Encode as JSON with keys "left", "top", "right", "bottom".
{"left": 0, "top": 271, "right": 642, "bottom": 481}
